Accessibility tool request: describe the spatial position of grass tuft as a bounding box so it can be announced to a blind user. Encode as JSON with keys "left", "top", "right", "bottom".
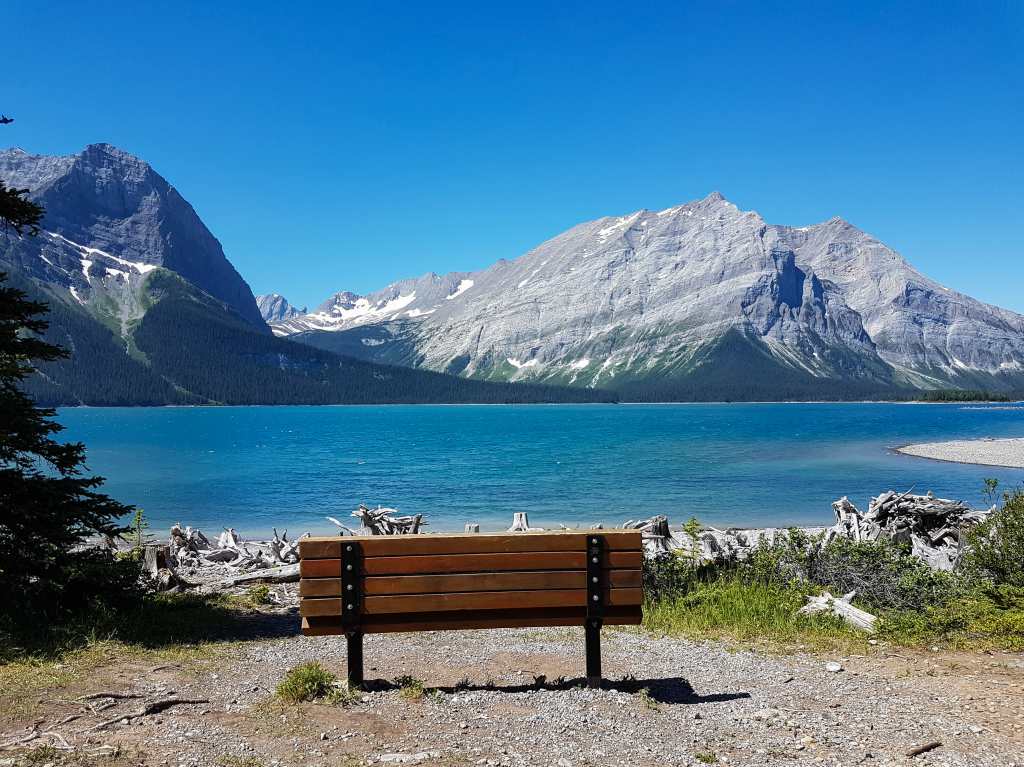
{"left": 394, "top": 674, "right": 425, "bottom": 701}
{"left": 643, "top": 576, "right": 863, "bottom": 651}
{"left": 276, "top": 662, "right": 339, "bottom": 703}
{"left": 216, "top": 758, "right": 266, "bottom": 767}
{"left": 242, "top": 585, "right": 272, "bottom": 607}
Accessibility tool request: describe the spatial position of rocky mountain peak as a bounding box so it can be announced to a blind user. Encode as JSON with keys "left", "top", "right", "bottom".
{"left": 276, "top": 193, "right": 1024, "bottom": 395}
{"left": 0, "top": 144, "right": 267, "bottom": 330}
{"left": 257, "top": 293, "right": 306, "bottom": 323}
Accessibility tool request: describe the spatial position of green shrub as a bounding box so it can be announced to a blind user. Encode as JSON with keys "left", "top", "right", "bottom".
{"left": 276, "top": 662, "right": 338, "bottom": 703}
{"left": 394, "top": 674, "right": 425, "bottom": 701}
{"left": 642, "top": 550, "right": 700, "bottom": 602}
{"left": 245, "top": 585, "right": 272, "bottom": 606}
{"left": 962, "top": 489, "right": 1024, "bottom": 588}
{"left": 881, "top": 585, "right": 1024, "bottom": 649}
{"left": 736, "top": 530, "right": 955, "bottom": 611}
{"left": 805, "top": 537, "right": 955, "bottom": 611}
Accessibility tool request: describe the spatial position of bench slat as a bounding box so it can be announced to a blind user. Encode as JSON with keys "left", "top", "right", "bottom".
{"left": 299, "top": 587, "right": 643, "bottom": 617}
{"left": 299, "top": 531, "right": 641, "bottom": 559}
{"left": 302, "top": 605, "right": 643, "bottom": 635}
{"left": 299, "top": 550, "right": 643, "bottom": 578}
{"left": 299, "top": 569, "right": 642, "bottom": 597}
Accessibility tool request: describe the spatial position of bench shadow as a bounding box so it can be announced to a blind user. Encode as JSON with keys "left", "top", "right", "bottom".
{"left": 363, "top": 676, "right": 750, "bottom": 705}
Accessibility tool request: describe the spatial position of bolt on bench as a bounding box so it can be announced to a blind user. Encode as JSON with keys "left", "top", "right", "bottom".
{"left": 298, "top": 531, "right": 644, "bottom": 688}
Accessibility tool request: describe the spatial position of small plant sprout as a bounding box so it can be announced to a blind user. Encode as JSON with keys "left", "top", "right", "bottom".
{"left": 638, "top": 686, "right": 660, "bottom": 711}
{"left": 394, "top": 674, "right": 426, "bottom": 701}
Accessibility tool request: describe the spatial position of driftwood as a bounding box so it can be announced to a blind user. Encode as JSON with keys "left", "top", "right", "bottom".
{"left": 162, "top": 520, "right": 310, "bottom": 595}
{"left": 632, "top": 486, "right": 991, "bottom": 572}
{"left": 142, "top": 545, "right": 171, "bottom": 580}
{"left": 352, "top": 504, "right": 425, "bottom": 535}
{"left": 624, "top": 515, "right": 674, "bottom": 556}
{"left": 507, "top": 512, "right": 542, "bottom": 532}
{"left": 827, "top": 489, "right": 992, "bottom": 570}
{"left": 798, "top": 591, "right": 878, "bottom": 632}
{"left": 210, "top": 563, "right": 300, "bottom": 588}
{"left": 269, "top": 528, "right": 306, "bottom": 562}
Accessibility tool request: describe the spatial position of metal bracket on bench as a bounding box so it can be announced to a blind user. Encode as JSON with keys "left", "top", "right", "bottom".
{"left": 340, "top": 540, "right": 364, "bottom": 688}
{"left": 585, "top": 534, "right": 604, "bottom": 688}
{"left": 340, "top": 540, "right": 362, "bottom": 628}
{"left": 586, "top": 534, "right": 605, "bottom": 620}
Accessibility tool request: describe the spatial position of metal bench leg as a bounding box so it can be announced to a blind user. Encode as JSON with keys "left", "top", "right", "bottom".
{"left": 585, "top": 620, "right": 602, "bottom": 688}
{"left": 346, "top": 631, "right": 364, "bottom": 688}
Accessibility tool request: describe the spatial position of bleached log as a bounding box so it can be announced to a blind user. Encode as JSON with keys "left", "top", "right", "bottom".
{"left": 799, "top": 591, "right": 877, "bottom": 633}
{"left": 203, "top": 548, "right": 238, "bottom": 563}
{"left": 507, "top": 512, "right": 541, "bottom": 532}
{"left": 142, "top": 545, "right": 170, "bottom": 578}
{"left": 210, "top": 563, "right": 300, "bottom": 588}
{"left": 828, "top": 488, "right": 992, "bottom": 570}
{"left": 351, "top": 504, "right": 426, "bottom": 535}
{"left": 218, "top": 528, "right": 243, "bottom": 550}
{"left": 269, "top": 528, "right": 306, "bottom": 563}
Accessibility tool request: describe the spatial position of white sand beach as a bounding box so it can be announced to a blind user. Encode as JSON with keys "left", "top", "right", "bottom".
{"left": 897, "top": 437, "right": 1024, "bottom": 468}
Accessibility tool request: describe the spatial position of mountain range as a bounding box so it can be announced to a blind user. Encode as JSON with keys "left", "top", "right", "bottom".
{"left": 3, "top": 143, "right": 1022, "bottom": 405}
{"left": 264, "top": 193, "right": 1024, "bottom": 400}
{"left": 0, "top": 144, "right": 610, "bottom": 406}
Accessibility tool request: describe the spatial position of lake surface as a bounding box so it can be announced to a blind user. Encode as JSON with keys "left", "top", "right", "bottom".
{"left": 57, "top": 404, "right": 1024, "bottom": 537}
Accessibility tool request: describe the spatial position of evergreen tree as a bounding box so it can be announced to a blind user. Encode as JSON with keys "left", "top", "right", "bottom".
{"left": 0, "top": 267, "right": 135, "bottom": 633}
{"left": 0, "top": 113, "right": 136, "bottom": 641}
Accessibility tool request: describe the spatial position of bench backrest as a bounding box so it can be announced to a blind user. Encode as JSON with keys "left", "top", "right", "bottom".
{"left": 298, "top": 530, "right": 644, "bottom": 635}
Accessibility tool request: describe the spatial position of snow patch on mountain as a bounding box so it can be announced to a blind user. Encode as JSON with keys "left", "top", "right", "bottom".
{"left": 447, "top": 279, "right": 474, "bottom": 299}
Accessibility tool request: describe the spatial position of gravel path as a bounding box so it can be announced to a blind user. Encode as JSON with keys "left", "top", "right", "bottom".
{"left": 4, "top": 613, "right": 1022, "bottom": 767}
{"left": 897, "top": 437, "right": 1024, "bottom": 469}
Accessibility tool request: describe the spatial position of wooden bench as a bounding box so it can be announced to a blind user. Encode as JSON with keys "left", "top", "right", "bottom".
{"left": 298, "top": 530, "right": 644, "bottom": 688}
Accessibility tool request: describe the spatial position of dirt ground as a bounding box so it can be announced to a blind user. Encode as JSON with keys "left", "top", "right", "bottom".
{"left": 2, "top": 607, "right": 1022, "bottom": 767}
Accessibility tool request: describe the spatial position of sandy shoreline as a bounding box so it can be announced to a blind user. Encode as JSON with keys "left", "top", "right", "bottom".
{"left": 897, "top": 437, "right": 1024, "bottom": 469}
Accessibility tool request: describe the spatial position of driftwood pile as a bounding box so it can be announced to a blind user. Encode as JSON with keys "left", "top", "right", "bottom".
{"left": 131, "top": 524, "right": 312, "bottom": 594}
{"left": 147, "top": 488, "right": 990, "bottom": 611}
{"left": 170, "top": 524, "right": 305, "bottom": 569}
{"left": 628, "top": 489, "right": 992, "bottom": 572}
{"left": 146, "top": 506, "right": 428, "bottom": 594}
{"left": 828, "top": 490, "right": 992, "bottom": 570}
{"left": 662, "top": 523, "right": 803, "bottom": 563}
{"left": 627, "top": 490, "right": 994, "bottom": 633}
{"left": 328, "top": 504, "right": 426, "bottom": 535}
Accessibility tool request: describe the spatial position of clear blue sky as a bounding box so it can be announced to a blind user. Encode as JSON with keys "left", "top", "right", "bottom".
{"left": 4, "top": 1, "right": 1022, "bottom": 312}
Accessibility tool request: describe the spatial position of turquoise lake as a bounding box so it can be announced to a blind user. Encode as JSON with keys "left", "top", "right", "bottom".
{"left": 57, "top": 403, "right": 1024, "bottom": 537}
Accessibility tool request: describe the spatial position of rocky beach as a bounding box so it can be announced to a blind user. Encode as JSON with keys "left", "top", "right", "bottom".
{"left": 898, "top": 438, "right": 1024, "bottom": 469}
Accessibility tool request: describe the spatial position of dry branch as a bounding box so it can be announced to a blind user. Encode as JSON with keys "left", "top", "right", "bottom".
{"left": 907, "top": 741, "right": 942, "bottom": 757}
{"left": 87, "top": 697, "right": 209, "bottom": 732}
